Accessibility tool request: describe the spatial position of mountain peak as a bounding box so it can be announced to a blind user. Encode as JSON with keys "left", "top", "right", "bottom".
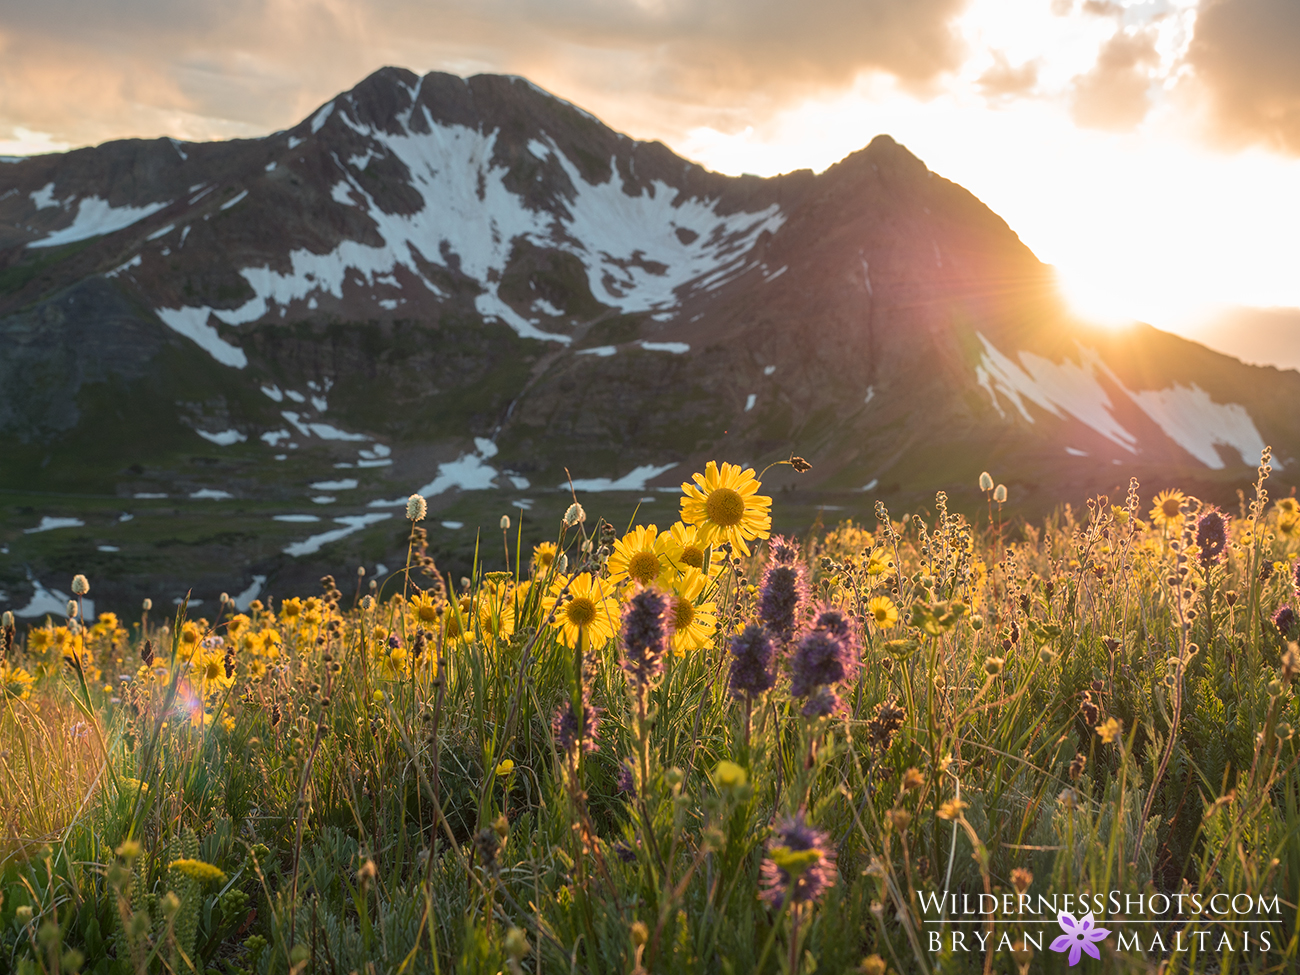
{"left": 0, "top": 67, "right": 1295, "bottom": 611}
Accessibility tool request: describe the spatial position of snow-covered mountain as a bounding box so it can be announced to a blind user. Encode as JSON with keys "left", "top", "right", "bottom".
{"left": 1, "top": 67, "right": 1296, "bottom": 612}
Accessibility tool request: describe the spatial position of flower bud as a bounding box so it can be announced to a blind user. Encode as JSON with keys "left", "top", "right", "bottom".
{"left": 979, "top": 471, "right": 994, "bottom": 492}
{"left": 406, "top": 493, "right": 427, "bottom": 522}
{"left": 1, "top": 610, "right": 12, "bottom": 628}
{"left": 357, "top": 566, "right": 366, "bottom": 576}
{"left": 630, "top": 921, "right": 649, "bottom": 947}
{"left": 71, "top": 574, "right": 90, "bottom": 595}
{"left": 505, "top": 927, "right": 529, "bottom": 959}
{"left": 500, "top": 515, "right": 511, "bottom": 531}
{"left": 563, "top": 502, "right": 586, "bottom": 526}
{"left": 993, "top": 484, "right": 1008, "bottom": 504}
{"left": 67, "top": 600, "right": 78, "bottom": 618}
{"left": 142, "top": 598, "right": 152, "bottom": 611}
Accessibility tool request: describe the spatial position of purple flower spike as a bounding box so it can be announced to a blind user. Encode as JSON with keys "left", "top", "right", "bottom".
{"left": 1049, "top": 912, "right": 1109, "bottom": 967}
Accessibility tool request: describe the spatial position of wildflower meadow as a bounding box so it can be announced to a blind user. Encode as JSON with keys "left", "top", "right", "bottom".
{"left": 2, "top": 453, "right": 1299, "bottom": 974}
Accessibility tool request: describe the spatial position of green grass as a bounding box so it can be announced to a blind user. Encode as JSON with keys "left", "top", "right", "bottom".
{"left": 1, "top": 462, "right": 1298, "bottom": 974}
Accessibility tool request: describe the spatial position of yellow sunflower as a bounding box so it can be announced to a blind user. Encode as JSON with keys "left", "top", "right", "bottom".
{"left": 606, "top": 525, "right": 672, "bottom": 588}
{"left": 863, "top": 548, "right": 893, "bottom": 576}
{"left": 409, "top": 591, "right": 441, "bottom": 627}
{"left": 2, "top": 664, "right": 34, "bottom": 700}
{"left": 679, "top": 461, "right": 772, "bottom": 557}
{"left": 544, "top": 573, "right": 618, "bottom": 649}
{"left": 1150, "top": 489, "right": 1187, "bottom": 527}
{"left": 442, "top": 596, "right": 473, "bottom": 641}
{"left": 478, "top": 580, "right": 516, "bottom": 640}
{"left": 660, "top": 521, "right": 724, "bottom": 579}
{"left": 868, "top": 596, "right": 899, "bottom": 629}
{"left": 531, "top": 541, "right": 558, "bottom": 576}
{"left": 667, "top": 569, "right": 719, "bottom": 655}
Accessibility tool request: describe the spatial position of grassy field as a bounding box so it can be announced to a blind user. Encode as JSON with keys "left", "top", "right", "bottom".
{"left": 1, "top": 455, "right": 1298, "bottom": 974}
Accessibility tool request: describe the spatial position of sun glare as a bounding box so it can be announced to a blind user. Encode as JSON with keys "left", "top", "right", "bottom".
{"left": 1054, "top": 265, "right": 1139, "bottom": 330}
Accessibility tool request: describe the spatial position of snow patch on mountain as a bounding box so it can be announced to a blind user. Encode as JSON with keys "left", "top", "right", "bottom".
{"left": 196, "top": 429, "right": 247, "bottom": 446}
{"left": 284, "top": 513, "right": 390, "bottom": 557}
{"left": 974, "top": 334, "right": 1137, "bottom": 451}
{"left": 150, "top": 95, "right": 783, "bottom": 362}
{"left": 155, "top": 306, "right": 248, "bottom": 368}
{"left": 1127, "top": 384, "right": 1267, "bottom": 469}
{"left": 565, "top": 463, "right": 677, "bottom": 492}
{"left": 545, "top": 139, "right": 785, "bottom": 312}
{"left": 975, "top": 333, "right": 1268, "bottom": 469}
{"left": 29, "top": 196, "right": 171, "bottom": 248}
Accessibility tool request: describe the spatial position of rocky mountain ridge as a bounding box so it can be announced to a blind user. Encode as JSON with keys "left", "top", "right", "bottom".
{"left": 1, "top": 66, "right": 1296, "bottom": 616}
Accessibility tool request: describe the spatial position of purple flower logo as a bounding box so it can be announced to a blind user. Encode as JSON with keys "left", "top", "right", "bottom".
{"left": 1050, "top": 912, "right": 1109, "bottom": 966}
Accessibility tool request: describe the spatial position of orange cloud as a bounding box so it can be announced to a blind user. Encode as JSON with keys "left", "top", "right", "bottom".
{"left": 1185, "top": 0, "right": 1300, "bottom": 154}
{"left": 0, "top": 0, "right": 971, "bottom": 152}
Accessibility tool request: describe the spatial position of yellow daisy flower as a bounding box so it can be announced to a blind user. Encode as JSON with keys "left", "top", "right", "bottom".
{"left": 478, "top": 580, "right": 517, "bottom": 640}
{"left": 280, "top": 597, "right": 303, "bottom": 620}
{"left": 667, "top": 569, "right": 718, "bottom": 655}
{"left": 410, "top": 591, "right": 441, "bottom": 626}
{"left": 868, "top": 596, "right": 899, "bottom": 629}
{"left": 864, "top": 548, "right": 893, "bottom": 576}
{"left": 544, "top": 573, "right": 618, "bottom": 649}
{"left": 679, "top": 461, "right": 772, "bottom": 557}
{"left": 1276, "top": 498, "right": 1300, "bottom": 518}
{"left": 531, "top": 541, "right": 558, "bottom": 575}
{"left": 660, "top": 521, "right": 723, "bottom": 578}
{"left": 1149, "top": 489, "right": 1187, "bottom": 527}
{"left": 442, "top": 596, "right": 473, "bottom": 641}
{"left": 606, "top": 525, "right": 672, "bottom": 588}
{"left": 2, "top": 664, "right": 35, "bottom": 699}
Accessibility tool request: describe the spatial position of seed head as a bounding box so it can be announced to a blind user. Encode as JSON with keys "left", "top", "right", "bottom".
{"left": 563, "top": 502, "right": 586, "bottom": 526}
{"left": 1, "top": 611, "right": 12, "bottom": 629}
{"left": 357, "top": 566, "right": 366, "bottom": 576}
{"left": 71, "top": 574, "right": 90, "bottom": 595}
{"left": 142, "top": 598, "right": 152, "bottom": 611}
{"left": 500, "top": 515, "right": 511, "bottom": 531}
{"left": 993, "top": 484, "right": 1008, "bottom": 504}
{"left": 66, "top": 600, "right": 78, "bottom": 618}
{"left": 406, "top": 494, "right": 427, "bottom": 522}
{"left": 979, "top": 471, "right": 994, "bottom": 492}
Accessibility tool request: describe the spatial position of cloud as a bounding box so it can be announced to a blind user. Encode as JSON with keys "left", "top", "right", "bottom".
{"left": 1070, "top": 28, "right": 1159, "bottom": 131}
{"left": 0, "top": 0, "right": 970, "bottom": 152}
{"left": 1185, "top": 0, "right": 1300, "bottom": 154}
{"left": 976, "top": 52, "right": 1039, "bottom": 100}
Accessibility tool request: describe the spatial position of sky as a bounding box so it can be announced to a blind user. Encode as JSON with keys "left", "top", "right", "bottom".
{"left": 1, "top": 0, "right": 1298, "bottom": 367}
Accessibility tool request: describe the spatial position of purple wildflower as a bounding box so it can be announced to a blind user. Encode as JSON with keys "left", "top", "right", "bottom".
{"left": 800, "top": 686, "right": 843, "bottom": 719}
{"left": 387, "top": 634, "right": 402, "bottom": 649}
{"left": 613, "top": 840, "right": 637, "bottom": 863}
{"left": 1049, "top": 912, "right": 1109, "bottom": 966}
{"left": 790, "top": 626, "right": 859, "bottom": 699}
{"left": 769, "top": 534, "right": 801, "bottom": 565}
{"left": 552, "top": 702, "right": 601, "bottom": 755}
{"left": 728, "top": 624, "right": 776, "bottom": 700}
{"left": 758, "top": 543, "right": 809, "bottom": 642}
{"left": 1274, "top": 606, "right": 1296, "bottom": 640}
{"left": 759, "top": 814, "right": 837, "bottom": 909}
{"left": 616, "top": 760, "right": 637, "bottom": 798}
{"left": 1196, "top": 508, "right": 1229, "bottom": 570}
{"left": 621, "top": 588, "right": 669, "bottom": 690}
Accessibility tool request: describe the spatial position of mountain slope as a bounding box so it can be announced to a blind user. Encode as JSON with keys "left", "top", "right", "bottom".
{"left": 1, "top": 67, "right": 1295, "bottom": 615}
